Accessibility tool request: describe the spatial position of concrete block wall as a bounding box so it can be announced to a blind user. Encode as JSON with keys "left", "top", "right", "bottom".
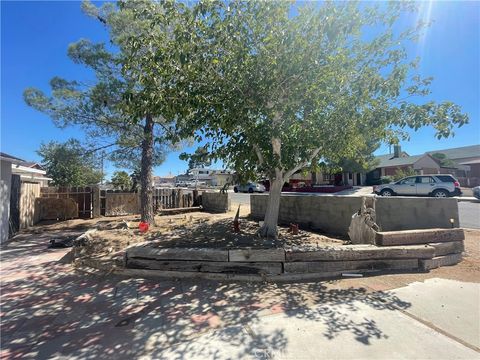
{"left": 202, "top": 192, "right": 231, "bottom": 213}
{"left": 251, "top": 194, "right": 459, "bottom": 236}
{"left": 375, "top": 197, "right": 459, "bottom": 230}
{"left": 251, "top": 194, "right": 363, "bottom": 235}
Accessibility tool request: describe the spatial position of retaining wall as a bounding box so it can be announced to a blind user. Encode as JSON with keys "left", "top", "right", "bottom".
{"left": 117, "top": 228, "right": 464, "bottom": 281}
{"left": 202, "top": 192, "right": 231, "bottom": 213}
{"left": 250, "top": 194, "right": 459, "bottom": 236}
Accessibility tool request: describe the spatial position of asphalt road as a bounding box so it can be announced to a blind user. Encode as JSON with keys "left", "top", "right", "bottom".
{"left": 230, "top": 192, "right": 480, "bottom": 229}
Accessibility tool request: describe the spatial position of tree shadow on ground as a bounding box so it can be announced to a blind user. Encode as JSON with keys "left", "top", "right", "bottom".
{"left": 1, "top": 230, "right": 412, "bottom": 360}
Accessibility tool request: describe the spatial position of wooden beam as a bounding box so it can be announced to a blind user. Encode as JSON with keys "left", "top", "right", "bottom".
{"left": 126, "top": 245, "right": 228, "bottom": 261}
{"left": 127, "top": 258, "right": 282, "bottom": 275}
{"left": 229, "top": 248, "right": 286, "bottom": 262}
{"left": 430, "top": 241, "right": 464, "bottom": 257}
{"left": 284, "top": 259, "right": 419, "bottom": 273}
{"left": 419, "top": 253, "right": 462, "bottom": 271}
{"left": 286, "top": 245, "right": 434, "bottom": 262}
{"left": 376, "top": 228, "right": 464, "bottom": 246}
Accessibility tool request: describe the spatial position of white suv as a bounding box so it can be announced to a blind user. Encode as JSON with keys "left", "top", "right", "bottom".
{"left": 374, "top": 174, "right": 462, "bottom": 198}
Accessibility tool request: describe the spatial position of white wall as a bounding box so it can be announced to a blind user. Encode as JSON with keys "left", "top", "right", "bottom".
{"left": 0, "top": 160, "right": 12, "bottom": 244}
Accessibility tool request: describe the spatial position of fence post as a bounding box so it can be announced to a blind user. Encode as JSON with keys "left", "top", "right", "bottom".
{"left": 92, "top": 186, "right": 101, "bottom": 218}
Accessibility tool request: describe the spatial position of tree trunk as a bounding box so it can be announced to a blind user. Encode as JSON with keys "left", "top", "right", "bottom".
{"left": 140, "top": 114, "right": 155, "bottom": 224}
{"left": 259, "top": 175, "right": 284, "bottom": 238}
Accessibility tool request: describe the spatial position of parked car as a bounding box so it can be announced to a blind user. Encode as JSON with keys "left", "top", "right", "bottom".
{"left": 175, "top": 181, "right": 189, "bottom": 187}
{"left": 187, "top": 179, "right": 207, "bottom": 188}
{"left": 233, "top": 182, "right": 266, "bottom": 193}
{"left": 373, "top": 174, "right": 462, "bottom": 198}
{"left": 473, "top": 186, "right": 480, "bottom": 199}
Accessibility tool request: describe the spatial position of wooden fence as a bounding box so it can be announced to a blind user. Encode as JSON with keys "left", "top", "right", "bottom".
{"left": 36, "top": 186, "right": 199, "bottom": 219}
{"left": 153, "top": 188, "right": 195, "bottom": 211}
{"left": 20, "top": 182, "right": 41, "bottom": 228}
{"left": 40, "top": 186, "right": 93, "bottom": 219}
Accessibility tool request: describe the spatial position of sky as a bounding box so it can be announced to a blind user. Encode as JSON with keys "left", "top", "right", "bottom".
{"left": 1, "top": 1, "right": 479, "bottom": 179}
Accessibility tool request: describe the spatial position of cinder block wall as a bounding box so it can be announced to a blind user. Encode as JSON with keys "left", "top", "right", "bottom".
{"left": 202, "top": 192, "right": 231, "bottom": 213}
{"left": 375, "top": 197, "right": 459, "bottom": 230}
{"left": 251, "top": 194, "right": 459, "bottom": 236}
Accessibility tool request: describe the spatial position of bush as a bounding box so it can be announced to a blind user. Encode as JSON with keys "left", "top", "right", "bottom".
{"left": 380, "top": 176, "right": 393, "bottom": 184}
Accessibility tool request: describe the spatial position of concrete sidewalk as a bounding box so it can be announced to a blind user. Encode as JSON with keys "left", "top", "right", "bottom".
{"left": 1, "top": 230, "right": 479, "bottom": 359}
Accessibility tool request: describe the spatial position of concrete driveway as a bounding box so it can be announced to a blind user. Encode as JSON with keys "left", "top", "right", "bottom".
{"left": 1, "top": 230, "right": 479, "bottom": 359}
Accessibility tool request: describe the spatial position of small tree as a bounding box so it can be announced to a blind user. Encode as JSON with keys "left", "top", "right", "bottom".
{"left": 393, "top": 167, "right": 417, "bottom": 181}
{"left": 110, "top": 171, "right": 132, "bottom": 190}
{"left": 431, "top": 153, "right": 456, "bottom": 168}
{"left": 180, "top": 146, "right": 212, "bottom": 171}
{"left": 182, "top": 1, "right": 468, "bottom": 237}
{"left": 37, "top": 139, "right": 103, "bottom": 186}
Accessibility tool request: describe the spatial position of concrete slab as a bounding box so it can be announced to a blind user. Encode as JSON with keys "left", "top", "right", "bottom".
{"left": 390, "top": 278, "right": 480, "bottom": 349}
{"left": 249, "top": 298, "right": 479, "bottom": 359}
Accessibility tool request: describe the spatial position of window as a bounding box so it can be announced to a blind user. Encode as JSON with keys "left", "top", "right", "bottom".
{"left": 348, "top": 173, "right": 352, "bottom": 180}
{"left": 436, "top": 175, "right": 455, "bottom": 183}
{"left": 418, "top": 176, "right": 435, "bottom": 184}
{"left": 399, "top": 177, "right": 416, "bottom": 185}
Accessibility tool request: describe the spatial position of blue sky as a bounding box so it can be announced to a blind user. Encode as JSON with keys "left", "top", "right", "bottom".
{"left": 1, "top": 1, "right": 479, "bottom": 178}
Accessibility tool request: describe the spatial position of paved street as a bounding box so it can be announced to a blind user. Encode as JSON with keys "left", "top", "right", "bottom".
{"left": 1, "top": 229, "right": 479, "bottom": 359}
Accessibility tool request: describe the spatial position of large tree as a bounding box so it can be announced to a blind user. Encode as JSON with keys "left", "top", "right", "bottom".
{"left": 37, "top": 139, "right": 103, "bottom": 186}
{"left": 181, "top": 1, "right": 468, "bottom": 237}
{"left": 24, "top": 0, "right": 192, "bottom": 224}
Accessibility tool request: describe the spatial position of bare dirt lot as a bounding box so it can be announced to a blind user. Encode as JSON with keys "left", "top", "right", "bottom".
{"left": 26, "top": 211, "right": 480, "bottom": 286}
{"left": 32, "top": 211, "right": 346, "bottom": 259}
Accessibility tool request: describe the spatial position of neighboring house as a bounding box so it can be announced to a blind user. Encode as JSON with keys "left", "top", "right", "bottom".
{"left": 366, "top": 145, "right": 440, "bottom": 183}
{"left": 182, "top": 168, "right": 235, "bottom": 187}
{"left": 11, "top": 160, "right": 51, "bottom": 187}
{"left": 367, "top": 144, "right": 480, "bottom": 187}
{"left": 427, "top": 145, "right": 480, "bottom": 187}
{"left": 210, "top": 170, "right": 235, "bottom": 187}
{"left": 153, "top": 175, "right": 175, "bottom": 187}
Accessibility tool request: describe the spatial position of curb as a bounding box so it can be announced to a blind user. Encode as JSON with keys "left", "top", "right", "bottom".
{"left": 456, "top": 197, "right": 480, "bottom": 203}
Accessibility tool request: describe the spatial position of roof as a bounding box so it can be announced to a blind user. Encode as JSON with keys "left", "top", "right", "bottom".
{"left": 376, "top": 154, "right": 426, "bottom": 168}
{"left": 427, "top": 145, "right": 480, "bottom": 160}
{"left": 460, "top": 159, "right": 480, "bottom": 165}
{"left": 0, "top": 152, "right": 25, "bottom": 164}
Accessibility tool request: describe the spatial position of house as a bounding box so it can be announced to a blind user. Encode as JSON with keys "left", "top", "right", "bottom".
{"left": 181, "top": 168, "right": 235, "bottom": 187}
{"left": 11, "top": 160, "right": 51, "bottom": 187}
{"left": 0, "top": 152, "right": 51, "bottom": 243}
{"left": 366, "top": 145, "right": 440, "bottom": 183}
{"left": 0, "top": 153, "right": 22, "bottom": 243}
{"left": 153, "top": 175, "right": 175, "bottom": 187}
{"left": 426, "top": 145, "right": 480, "bottom": 187}
{"left": 367, "top": 144, "right": 480, "bottom": 187}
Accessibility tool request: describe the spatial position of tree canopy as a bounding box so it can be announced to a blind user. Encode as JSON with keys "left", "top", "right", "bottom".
{"left": 37, "top": 139, "right": 103, "bottom": 186}
{"left": 110, "top": 170, "right": 132, "bottom": 190}
{"left": 179, "top": 1, "right": 468, "bottom": 236}
{"left": 180, "top": 146, "right": 212, "bottom": 171}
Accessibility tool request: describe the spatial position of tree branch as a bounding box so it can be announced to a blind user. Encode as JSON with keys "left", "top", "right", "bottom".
{"left": 284, "top": 147, "right": 322, "bottom": 179}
